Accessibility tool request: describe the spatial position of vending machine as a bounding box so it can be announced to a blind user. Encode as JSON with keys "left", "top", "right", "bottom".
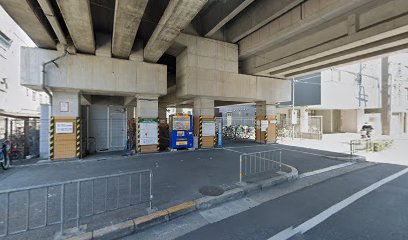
{"left": 169, "top": 114, "right": 194, "bottom": 149}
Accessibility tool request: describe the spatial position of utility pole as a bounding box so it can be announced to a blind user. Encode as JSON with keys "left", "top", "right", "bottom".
{"left": 381, "top": 57, "right": 391, "bottom": 135}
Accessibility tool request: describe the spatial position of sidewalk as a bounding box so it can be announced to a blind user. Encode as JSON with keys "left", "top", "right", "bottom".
{"left": 279, "top": 133, "right": 408, "bottom": 166}
{"left": 0, "top": 143, "right": 354, "bottom": 239}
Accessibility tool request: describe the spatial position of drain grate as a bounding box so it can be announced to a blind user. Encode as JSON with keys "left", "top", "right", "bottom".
{"left": 199, "top": 185, "right": 225, "bottom": 196}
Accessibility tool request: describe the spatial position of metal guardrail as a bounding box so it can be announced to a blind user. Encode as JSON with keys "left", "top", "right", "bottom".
{"left": 240, "top": 149, "right": 294, "bottom": 183}
{"left": 0, "top": 169, "right": 153, "bottom": 237}
{"left": 350, "top": 139, "right": 371, "bottom": 155}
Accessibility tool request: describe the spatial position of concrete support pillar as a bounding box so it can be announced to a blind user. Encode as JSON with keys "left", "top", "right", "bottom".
{"left": 193, "top": 98, "right": 214, "bottom": 117}
{"left": 256, "top": 102, "right": 277, "bottom": 143}
{"left": 193, "top": 98, "right": 215, "bottom": 148}
{"left": 50, "top": 91, "right": 80, "bottom": 159}
{"left": 136, "top": 95, "right": 159, "bottom": 153}
{"left": 39, "top": 104, "right": 50, "bottom": 159}
{"left": 158, "top": 102, "right": 167, "bottom": 124}
{"left": 300, "top": 107, "right": 309, "bottom": 133}
{"left": 381, "top": 57, "right": 392, "bottom": 135}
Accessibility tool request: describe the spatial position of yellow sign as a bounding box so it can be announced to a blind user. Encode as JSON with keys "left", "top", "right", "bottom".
{"left": 177, "top": 131, "right": 185, "bottom": 136}
{"left": 176, "top": 141, "right": 187, "bottom": 146}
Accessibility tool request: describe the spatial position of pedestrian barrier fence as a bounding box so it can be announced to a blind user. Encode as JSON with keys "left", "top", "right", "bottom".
{"left": 350, "top": 139, "right": 371, "bottom": 155}
{"left": 0, "top": 169, "right": 153, "bottom": 237}
{"left": 239, "top": 149, "right": 292, "bottom": 183}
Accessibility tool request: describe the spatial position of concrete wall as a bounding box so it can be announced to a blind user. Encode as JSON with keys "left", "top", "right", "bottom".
{"left": 51, "top": 91, "right": 80, "bottom": 117}
{"left": 175, "top": 34, "right": 291, "bottom": 103}
{"left": 339, "top": 109, "right": 365, "bottom": 133}
{"left": 21, "top": 47, "right": 167, "bottom": 96}
{"left": 317, "top": 59, "right": 381, "bottom": 110}
{"left": 314, "top": 110, "right": 333, "bottom": 133}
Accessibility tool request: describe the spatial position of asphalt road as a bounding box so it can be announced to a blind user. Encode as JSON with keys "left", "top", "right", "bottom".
{"left": 0, "top": 143, "right": 354, "bottom": 239}
{"left": 168, "top": 163, "right": 408, "bottom": 240}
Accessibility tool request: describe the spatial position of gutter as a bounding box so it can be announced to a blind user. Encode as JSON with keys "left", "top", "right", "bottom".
{"left": 40, "top": 49, "right": 68, "bottom": 115}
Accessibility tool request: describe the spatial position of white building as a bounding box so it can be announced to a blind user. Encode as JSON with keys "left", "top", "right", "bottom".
{"left": 0, "top": 6, "right": 46, "bottom": 119}
{"left": 278, "top": 53, "right": 408, "bottom": 136}
{"left": 0, "top": 6, "right": 45, "bottom": 155}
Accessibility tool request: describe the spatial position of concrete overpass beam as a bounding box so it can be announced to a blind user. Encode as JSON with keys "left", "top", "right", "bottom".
{"left": 144, "top": 0, "right": 207, "bottom": 63}
{"left": 0, "top": 0, "right": 56, "bottom": 48}
{"left": 199, "top": 0, "right": 254, "bottom": 37}
{"left": 226, "top": 0, "right": 304, "bottom": 43}
{"left": 57, "top": 0, "right": 95, "bottom": 54}
{"left": 37, "top": 0, "right": 67, "bottom": 46}
{"left": 112, "top": 0, "right": 148, "bottom": 59}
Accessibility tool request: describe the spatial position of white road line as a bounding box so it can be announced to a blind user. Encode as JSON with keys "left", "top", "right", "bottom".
{"left": 268, "top": 167, "right": 408, "bottom": 240}
{"left": 223, "top": 144, "right": 272, "bottom": 149}
{"left": 298, "top": 162, "right": 355, "bottom": 178}
{"left": 222, "top": 148, "right": 244, "bottom": 154}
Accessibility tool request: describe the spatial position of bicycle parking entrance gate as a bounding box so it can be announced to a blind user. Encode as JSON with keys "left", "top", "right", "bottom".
{"left": 215, "top": 117, "right": 256, "bottom": 146}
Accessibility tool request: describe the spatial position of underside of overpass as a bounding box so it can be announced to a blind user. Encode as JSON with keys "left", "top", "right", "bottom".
{"left": 1, "top": 0, "right": 408, "bottom": 155}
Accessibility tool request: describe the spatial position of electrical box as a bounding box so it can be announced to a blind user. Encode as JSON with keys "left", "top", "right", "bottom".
{"left": 169, "top": 114, "right": 194, "bottom": 149}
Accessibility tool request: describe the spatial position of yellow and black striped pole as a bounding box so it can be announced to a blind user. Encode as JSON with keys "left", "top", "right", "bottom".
{"left": 264, "top": 116, "right": 268, "bottom": 144}
{"left": 157, "top": 117, "right": 160, "bottom": 151}
{"left": 199, "top": 116, "right": 203, "bottom": 148}
{"left": 213, "top": 117, "right": 216, "bottom": 147}
{"left": 76, "top": 117, "right": 81, "bottom": 158}
{"left": 49, "top": 116, "right": 55, "bottom": 160}
{"left": 137, "top": 118, "right": 141, "bottom": 153}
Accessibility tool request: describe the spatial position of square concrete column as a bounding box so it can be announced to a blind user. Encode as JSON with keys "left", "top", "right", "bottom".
{"left": 50, "top": 91, "right": 80, "bottom": 159}
{"left": 193, "top": 98, "right": 214, "bottom": 117}
{"left": 256, "top": 101, "right": 277, "bottom": 143}
{"left": 193, "top": 98, "right": 215, "bottom": 148}
{"left": 136, "top": 95, "right": 159, "bottom": 153}
{"left": 52, "top": 91, "right": 80, "bottom": 117}
{"left": 158, "top": 102, "right": 168, "bottom": 125}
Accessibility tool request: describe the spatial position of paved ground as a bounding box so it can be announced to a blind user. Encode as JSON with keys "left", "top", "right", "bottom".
{"left": 123, "top": 163, "right": 408, "bottom": 240}
{"left": 280, "top": 133, "right": 408, "bottom": 166}
{"left": 0, "top": 143, "right": 353, "bottom": 239}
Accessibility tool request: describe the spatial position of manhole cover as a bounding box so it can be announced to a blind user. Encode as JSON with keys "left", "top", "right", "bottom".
{"left": 199, "top": 185, "right": 225, "bottom": 196}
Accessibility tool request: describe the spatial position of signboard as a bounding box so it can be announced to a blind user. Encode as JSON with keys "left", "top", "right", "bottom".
{"left": 292, "top": 110, "right": 298, "bottom": 125}
{"left": 173, "top": 115, "right": 191, "bottom": 130}
{"left": 60, "top": 102, "right": 69, "bottom": 112}
{"left": 226, "top": 112, "right": 232, "bottom": 126}
{"left": 260, "top": 120, "right": 269, "bottom": 132}
{"left": 202, "top": 120, "right": 216, "bottom": 136}
{"left": 139, "top": 119, "right": 158, "bottom": 145}
{"left": 56, "top": 122, "right": 74, "bottom": 134}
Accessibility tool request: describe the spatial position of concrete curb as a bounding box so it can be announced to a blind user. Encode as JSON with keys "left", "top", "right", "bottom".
{"left": 66, "top": 168, "right": 298, "bottom": 240}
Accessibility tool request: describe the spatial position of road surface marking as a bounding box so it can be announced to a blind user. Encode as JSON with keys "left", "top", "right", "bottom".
{"left": 223, "top": 148, "right": 244, "bottom": 154}
{"left": 298, "top": 162, "right": 355, "bottom": 178}
{"left": 268, "top": 167, "right": 408, "bottom": 240}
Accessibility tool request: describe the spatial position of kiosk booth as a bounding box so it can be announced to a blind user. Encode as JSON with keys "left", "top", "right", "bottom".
{"left": 169, "top": 114, "right": 194, "bottom": 149}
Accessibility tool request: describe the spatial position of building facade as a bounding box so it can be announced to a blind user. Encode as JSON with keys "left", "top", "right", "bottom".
{"left": 278, "top": 54, "right": 408, "bottom": 136}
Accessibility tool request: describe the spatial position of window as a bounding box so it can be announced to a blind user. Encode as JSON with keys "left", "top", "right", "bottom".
{"left": 0, "top": 31, "right": 12, "bottom": 49}
{"left": 406, "top": 88, "right": 408, "bottom": 101}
